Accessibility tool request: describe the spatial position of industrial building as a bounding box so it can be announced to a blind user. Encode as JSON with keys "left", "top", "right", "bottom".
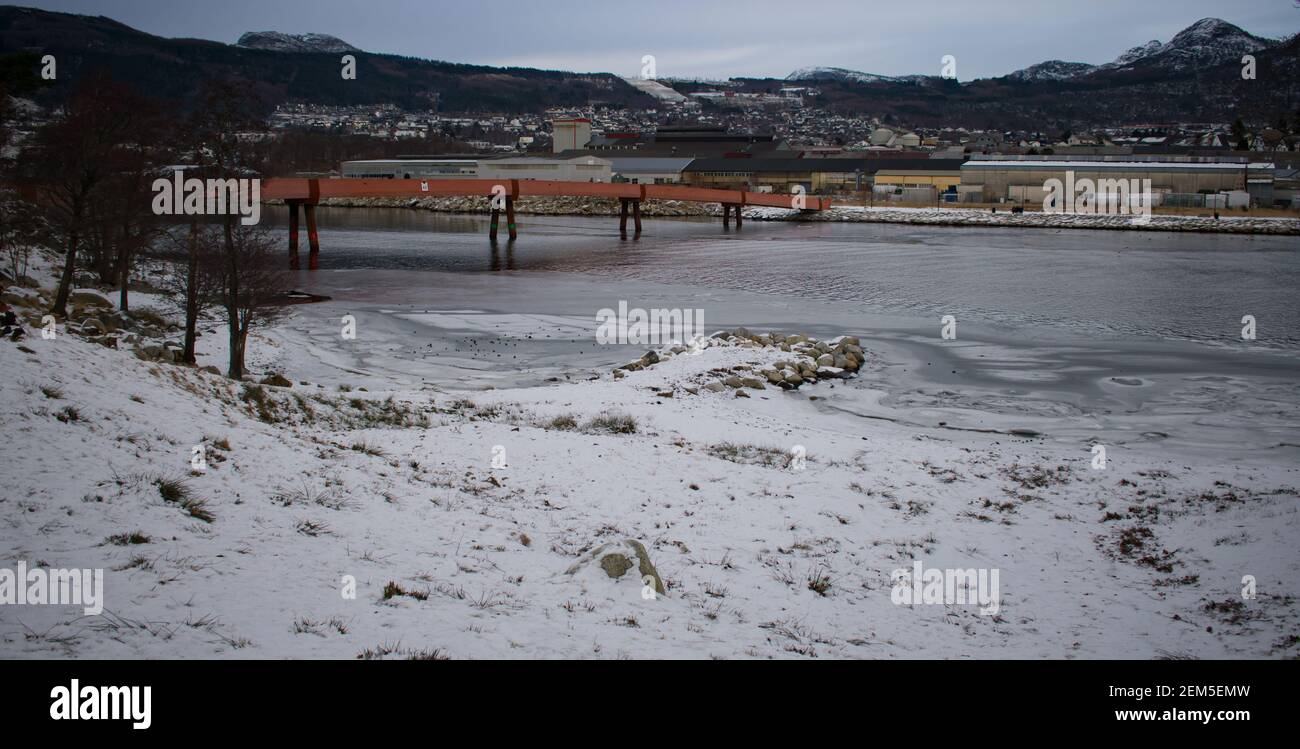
{"left": 959, "top": 155, "right": 1262, "bottom": 205}
{"left": 339, "top": 154, "right": 613, "bottom": 183}
{"left": 584, "top": 125, "right": 788, "bottom": 158}
{"left": 551, "top": 117, "right": 593, "bottom": 153}
{"left": 607, "top": 156, "right": 694, "bottom": 184}
{"left": 477, "top": 154, "right": 612, "bottom": 182}
{"left": 340, "top": 158, "right": 478, "bottom": 179}
{"left": 681, "top": 157, "right": 965, "bottom": 194}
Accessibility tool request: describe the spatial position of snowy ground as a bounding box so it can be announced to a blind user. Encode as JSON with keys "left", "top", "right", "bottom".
{"left": 2, "top": 290, "right": 1297, "bottom": 659}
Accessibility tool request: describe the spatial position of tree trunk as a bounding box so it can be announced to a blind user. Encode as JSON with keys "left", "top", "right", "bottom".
{"left": 118, "top": 248, "right": 130, "bottom": 312}
{"left": 224, "top": 216, "right": 242, "bottom": 379}
{"left": 51, "top": 231, "right": 79, "bottom": 317}
{"left": 226, "top": 304, "right": 243, "bottom": 380}
{"left": 182, "top": 221, "right": 199, "bottom": 365}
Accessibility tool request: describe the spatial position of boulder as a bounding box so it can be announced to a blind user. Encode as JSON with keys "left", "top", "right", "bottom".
{"left": 134, "top": 344, "right": 168, "bottom": 362}
{"left": 79, "top": 318, "right": 107, "bottom": 336}
{"left": 69, "top": 289, "right": 113, "bottom": 308}
{"left": 565, "top": 539, "right": 665, "bottom": 595}
{"left": 2, "top": 286, "right": 39, "bottom": 307}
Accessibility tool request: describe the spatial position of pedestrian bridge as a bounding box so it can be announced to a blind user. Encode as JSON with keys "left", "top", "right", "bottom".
{"left": 260, "top": 177, "right": 832, "bottom": 269}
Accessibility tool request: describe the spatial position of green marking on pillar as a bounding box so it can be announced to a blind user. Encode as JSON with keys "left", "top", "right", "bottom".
{"left": 508, "top": 223, "right": 516, "bottom": 230}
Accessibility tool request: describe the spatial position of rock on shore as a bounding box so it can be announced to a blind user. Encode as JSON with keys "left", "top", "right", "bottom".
{"left": 611, "top": 327, "right": 863, "bottom": 395}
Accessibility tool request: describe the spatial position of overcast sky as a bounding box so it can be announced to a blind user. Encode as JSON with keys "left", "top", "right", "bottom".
{"left": 22, "top": 0, "right": 1300, "bottom": 80}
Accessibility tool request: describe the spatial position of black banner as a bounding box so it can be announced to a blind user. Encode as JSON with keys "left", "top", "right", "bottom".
{"left": 1, "top": 659, "right": 1286, "bottom": 736}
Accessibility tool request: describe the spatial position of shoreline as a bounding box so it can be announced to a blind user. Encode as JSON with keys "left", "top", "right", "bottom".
{"left": 291, "top": 196, "right": 1300, "bottom": 235}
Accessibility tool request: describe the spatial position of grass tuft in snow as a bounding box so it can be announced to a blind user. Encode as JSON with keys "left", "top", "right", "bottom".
{"left": 273, "top": 481, "right": 349, "bottom": 510}
{"left": 544, "top": 413, "right": 579, "bottom": 431}
{"left": 103, "top": 531, "right": 152, "bottom": 546}
{"left": 356, "top": 641, "right": 448, "bottom": 660}
{"left": 708, "top": 442, "right": 799, "bottom": 468}
{"left": 295, "top": 519, "right": 331, "bottom": 537}
{"left": 382, "top": 581, "right": 429, "bottom": 601}
{"left": 583, "top": 410, "right": 638, "bottom": 435}
{"left": 154, "top": 475, "right": 214, "bottom": 523}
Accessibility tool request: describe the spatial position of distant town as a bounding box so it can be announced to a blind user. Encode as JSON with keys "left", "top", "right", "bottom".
{"left": 279, "top": 107, "right": 1294, "bottom": 211}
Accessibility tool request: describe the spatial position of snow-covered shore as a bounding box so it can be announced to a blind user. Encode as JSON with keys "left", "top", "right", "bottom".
{"left": 789, "top": 204, "right": 1300, "bottom": 235}
{"left": 2, "top": 281, "right": 1297, "bottom": 659}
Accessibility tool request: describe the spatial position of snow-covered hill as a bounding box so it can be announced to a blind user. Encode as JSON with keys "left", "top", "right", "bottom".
{"left": 785, "top": 66, "right": 933, "bottom": 85}
{"left": 1005, "top": 60, "right": 1098, "bottom": 82}
{"left": 236, "top": 31, "right": 359, "bottom": 54}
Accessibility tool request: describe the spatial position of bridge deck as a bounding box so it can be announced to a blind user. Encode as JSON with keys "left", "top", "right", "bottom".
{"left": 261, "top": 178, "right": 831, "bottom": 211}
{"left": 264, "top": 177, "right": 829, "bottom": 269}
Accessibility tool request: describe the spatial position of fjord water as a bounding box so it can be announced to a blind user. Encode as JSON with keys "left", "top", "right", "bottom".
{"left": 260, "top": 206, "right": 1299, "bottom": 458}
{"left": 267, "top": 206, "right": 1299, "bottom": 349}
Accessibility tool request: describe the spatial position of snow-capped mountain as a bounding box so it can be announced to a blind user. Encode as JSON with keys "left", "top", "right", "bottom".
{"left": 1102, "top": 39, "right": 1165, "bottom": 70}
{"left": 1004, "top": 60, "right": 1098, "bottom": 81}
{"left": 785, "top": 66, "right": 933, "bottom": 85}
{"left": 1099, "top": 18, "right": 1275, "bottom": 72}
{"left": 796, "top": 18, "right": 1281, "bottom": 85}
{"left": 786, "top": 66, "right": 893, "bottom": 83}
{"left": 236, "top": 31, "right": 359, "bottom": 54}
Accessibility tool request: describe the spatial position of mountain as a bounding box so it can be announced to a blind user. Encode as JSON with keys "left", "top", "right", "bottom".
{"left": 2, "top": 8, "right": 1294, "bottom": 128}
{"left": 0, "top": 5, "right": 654, "bottom": 113}
{"left": 772, "top": 18, "right": 1296, "bottom": 127}
{"left": 1005, "top": 60, "right": 1097, "bottom": 82}
{"left": 1102, "top": 39, "right": 1165, "bottom": 70}
{"left": 796, "top": 19, "right": 1278, "bottom": 83}
{"left": 787, "top": 66, "right": 899, "bottom": 84}
{"left": 236, "top": 31, "right": 359, "bottom": 54}
{"left": 1100, "top": 18, "right": 1275, "bottom": 72}
{"left": 786, "top": 66, "right": 935, "bottom": 85}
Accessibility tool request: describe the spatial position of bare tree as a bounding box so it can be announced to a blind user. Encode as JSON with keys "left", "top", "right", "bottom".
{"left": 184, "top": 78, "right": 275, "bottom": 378}
{"left": 0, "top": 188, "right": 45, "bottom": 285}
{"left": 20, "top": 75, "right": 157, "bottom": 317}
{"left": 219, "top": 224, "right": 288, "bottom": 378}
{"left": 158, "top": 221, "right": 226, "bottom": 365}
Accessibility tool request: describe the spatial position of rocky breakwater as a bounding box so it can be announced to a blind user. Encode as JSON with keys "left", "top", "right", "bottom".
{"left": 610, "top": 327, "right": 864, "bottom": 397}
{"left": 794, "top": 206, "right": 1300, "bottom": 235}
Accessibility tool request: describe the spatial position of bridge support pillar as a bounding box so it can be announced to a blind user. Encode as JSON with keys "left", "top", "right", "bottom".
{"left": 288, "top": 201, "right": 301, "bottom": 270}
{"left": 506, "top": 197, "right": 517, "bottom": 240}
{"left": 735, "top": 204, "right": 743, "bottom": 229}
{"left": 489, "top": 205, "right": 500, "bottom": 242}
{"left": 304, "top": 203, "right": 320, "bottom": 270}
{"left": 619, "top": 198, "right": 629, "bottom": 238}
{"left": 632, "top": 200, "right": 642, "bottom": 236}
{"left": 722, "top": 203, "right": 731, "bottom": 228}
